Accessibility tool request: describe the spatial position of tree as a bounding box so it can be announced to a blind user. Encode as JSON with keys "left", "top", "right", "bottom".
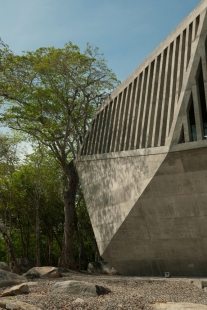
{"left": 0, "top": 134, "right": 21, "bottom": 273}
{"left": 10, "top": 148, "right": 64, "bottom": 266}
{"left": 0, "top": 40, "right": 119, "bottom": 268}
{"left": 18, "top": 144, "right": 44, "bottom": 267}
{"left": 0, "top": 143, "right": 65, "bottom": 267}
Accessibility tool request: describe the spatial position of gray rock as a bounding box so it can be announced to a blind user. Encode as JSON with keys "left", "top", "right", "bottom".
{"left": 0, "top": 262, "right": 10, "bottom": 272}
{"left": 0, "top": 270, "right": 26, "bottom": 288}
{"left": 1, "top": 283, "right": 29, "bottom": 297}
{"left": 87, "top": 261, "right": 118, "bottom": 275}
{"left": 51, "top": 280, "right": 111, "bottom": 297}
{"left": 23, "top": 269, "right": 40, "bottom": 279}
{"left": 24, "top": 266, "right": 61, "bottom": 279}
{"left": 26, "top": 281, "right": 38, "bottom": 288}
{"left": 152, "top": 302, "right": 207, "bottom": 309}
{"left": 0, "top": 298, "right": 41, "bottom": 310}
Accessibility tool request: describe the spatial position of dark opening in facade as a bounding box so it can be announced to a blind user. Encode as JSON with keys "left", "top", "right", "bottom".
{"left": 188, "top": 94, "right": 197, "bottom": 141}
{"left": 197, "top": 60, "right": 207, "bottom": 139}
{"left": 178, "top": 125, "right": 185, "bottom": 144}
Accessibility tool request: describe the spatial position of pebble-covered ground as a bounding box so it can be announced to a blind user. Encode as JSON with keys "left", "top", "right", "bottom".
{"left": 1, "top": 273, "right": 207, "bottom": 309}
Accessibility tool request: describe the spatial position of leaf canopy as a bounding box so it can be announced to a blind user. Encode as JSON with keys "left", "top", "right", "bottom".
{"left": 0, "top": 41, "right": 119, "bottom": 166}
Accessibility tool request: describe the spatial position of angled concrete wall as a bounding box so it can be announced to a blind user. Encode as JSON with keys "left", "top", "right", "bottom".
{"left": 76, "top": 0, "right": 207, "bottom": 276}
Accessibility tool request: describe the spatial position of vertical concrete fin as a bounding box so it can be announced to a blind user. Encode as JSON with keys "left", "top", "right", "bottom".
{"left": 166, "top": 37, "right": 179, "bottom": 139}
{"left": 187, "top": 22, "right": 193, "bottom": 69}
{"left": 151, "top": 51, "right": 166, "bottom": 147}
{"left": 93, "top": 112, "right": 102, "bottom": 154}
{"left": 82, "top": 121, "right": 94, "bottom": 156}
{"left": 98, "top": 108, "right": 108, "bottom": 154}
{"left": 100, "top": 105, "right": 110, "bottom": 154}
{"left": 158, "top": 44, "right": 172, "bottom": 146}
{"left": 178, "top": 30, "right": 186, "bottom": 98}
{"left": 105, "top": 100, "right": 115, "bottom": 153}
{"left": 119, "top": 84, "right": 132, "bottom": 151}
{"left": 136, "top": 67, "right": 149, "bottom": 148}
{"left": 128, "top": 75, "right": 140, "bottom": 150}
{"left": 140, "top": 61, "right": 155, "bottom": 149}
{"left": 146, "top": 56, "right": 161, "bottom": 148}
{"left": 169, "top": 10, "right": 207, "bottom": 145}
{"left": 110, "top": 94, "right": 121, "bottom": 152}
{"left": 114, "top": 89, "right": 127, "bottom": 152}
{"left": 90, "top": 115, "right": 99, "bottom": 155}
{"left": 124, "top": 79, "right": 137, "bottom": 150}
{"left": 132, "top": 73, "right": 142, "bottom": 149}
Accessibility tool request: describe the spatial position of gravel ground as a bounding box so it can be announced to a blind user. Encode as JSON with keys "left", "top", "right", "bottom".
{"left": 1, "top": 273, "right": 207, "bottom": 309}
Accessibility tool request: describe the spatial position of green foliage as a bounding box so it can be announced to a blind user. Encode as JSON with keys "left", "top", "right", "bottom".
{"left": 0, "top": 138, "right": 96, "bottom": 267}
{"left": 0, "top": 42, "right": 119, "bottom": 159}
{"left": 0, "top": 40, "right": 118, "bottom": 268}
{"left": 0, "top": 236, "right": 7, "bottom": 261}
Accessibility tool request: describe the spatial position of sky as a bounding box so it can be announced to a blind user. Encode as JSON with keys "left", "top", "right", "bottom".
{"left": 0, "top": 0, "right": 202, "bottom": 83}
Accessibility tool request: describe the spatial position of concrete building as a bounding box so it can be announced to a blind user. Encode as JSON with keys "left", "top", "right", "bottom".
{"left": 76, "top": 0, "right": 207, "bottom": 276}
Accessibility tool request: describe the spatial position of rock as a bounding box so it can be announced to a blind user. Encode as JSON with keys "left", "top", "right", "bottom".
{"left": 87, "top": 261, "right": 118, "bottom": 275}
{"left": 23, "top": 269, "right": 40, "bottom": 279}
{"left": 26, "top": 281, "right": 38, "bottom": 288}
{"left": 51, "top": 280, "right": 111, "bottom": 297}
{"left": 0, "top": 270, "right": 26, "bottom": 288}
{"left": 95, "top": 284, "right": 111, "bottom": 295}
{"left": 24, "top": 266, "right": 61, "bottom": 279}
{"left": 152, "top": 302, "right": 207, "bottom": 309}
{"left": 0, "top": 262, "right": 10, "bottom": 272}
{"left": 0, "top": 297, "right": 41, "bottom": 310}
{"left": 73, "top": 298, "right": 84, "bottom": 304}
{"left": 1, "top": 283, "right": 29, "bottom": 297}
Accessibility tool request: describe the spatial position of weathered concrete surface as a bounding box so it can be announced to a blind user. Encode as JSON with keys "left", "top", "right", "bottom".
{"left": 77, "top": 144, "right": 207, "bottom": 276}
{"left": 76, "top": 0, "right": 207, "bottom": 276}
{"left": 78, "top": 151, "right": 167, "bottom": 255}
{"left": 103, "top": 146, "right": 207, "bottom": 276}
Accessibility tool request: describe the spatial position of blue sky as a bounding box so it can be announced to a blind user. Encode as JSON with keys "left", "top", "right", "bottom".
{"left": 0, "top": 0, "right": 201, "bottom": 82}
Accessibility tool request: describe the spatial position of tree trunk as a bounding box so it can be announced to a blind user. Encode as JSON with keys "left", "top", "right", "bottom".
{"left": 35, "top": 202, "right": 41, "bottom": 267}
{"left": 18, "top": 218, "right": 26, "bottom": 258}
{"left": 89, "top": 236, "right": 101, "bottom": 262}
{"left": 75, "top": 221, "right": 87, "bottom": 270}
{"left": 60, "top": 160, "right": 79, "bottom": 269}
{"left": 48, "top": 232, "right": 53, "bottom": 265}
{"left": 52, "top": 228, "right": 62, "bottom": 251}
{"left": 0, "top": 219, "right": 21, "bottom": 274}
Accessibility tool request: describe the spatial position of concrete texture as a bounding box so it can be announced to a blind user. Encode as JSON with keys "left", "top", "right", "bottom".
{"left": 76, "top": 0, "right": 207, "bottom": 276}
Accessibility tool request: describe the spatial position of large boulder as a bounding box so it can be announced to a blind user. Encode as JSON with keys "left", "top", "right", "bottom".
{"left": 24, "top": 266, "right": 61, "bottom": 279}
{"left": 1, "top": 283, "right": 29, "bottom": 297}
{"left": 152, "top": 302, "right": 207, "bottom": 309}
{"left": 87, "top": 261, "right": 118, "bottom": 275}
{"left": 0, "top": 262, "right": 10, "bottom": 272}
{"left": 51, "top": 280, "right": 111, "bottom": 297}
{"left": 0, "top": 297, "right": 41, "bottom": 310}
{"left": 0, "top": 270, "right": 26, "bottom": 288}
